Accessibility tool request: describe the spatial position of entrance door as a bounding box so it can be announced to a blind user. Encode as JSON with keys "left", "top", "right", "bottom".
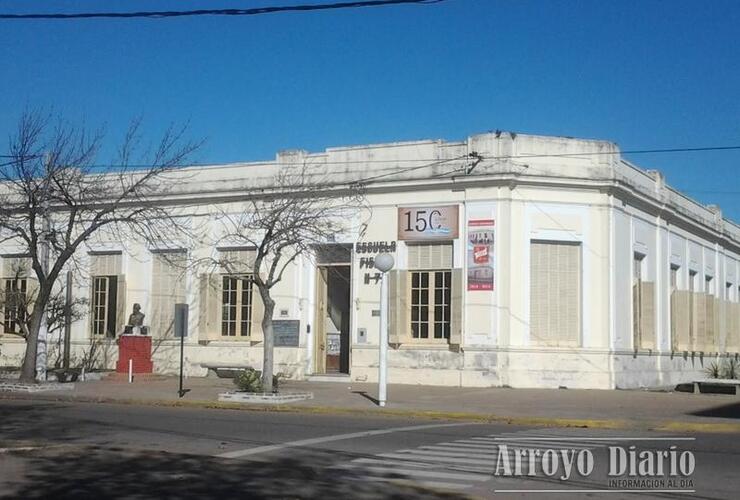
{"left": 314, "top": 264, "right": 351, "bottom": 374}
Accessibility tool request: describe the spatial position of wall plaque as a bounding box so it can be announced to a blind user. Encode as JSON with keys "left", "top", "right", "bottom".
{"left": 273, "top": 320, "right": 300, "bottom": 347}
{"left": 397, "top": 205, "right": 459, "bottom": 240}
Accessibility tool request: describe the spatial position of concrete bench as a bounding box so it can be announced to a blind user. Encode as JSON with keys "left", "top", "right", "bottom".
{"left": 692, "top": 379, "right": 740, "bottom": 395}
{"left": 199, "top": 363, "right": 253, "bottom": 378}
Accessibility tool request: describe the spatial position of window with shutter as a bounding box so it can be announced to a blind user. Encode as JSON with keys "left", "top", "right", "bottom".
{"left": 89, "top": 252, "right": 123, "bottom": 338}
{"left": 404, "top": 242, "right": 457, "bottom": 344}
{"left": 215, "top": 248, "right": 258, "bottom": 340}
{"left": 151, "top": 251, "right": 187, "bottom": 338}
{"left": 529, "top": 241, "right": 581, "bottom": 347}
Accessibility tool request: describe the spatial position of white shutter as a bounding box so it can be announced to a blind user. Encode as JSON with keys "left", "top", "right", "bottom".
{"left": 672, "top": 290, "right": 691, "bottom": 351}
{"left": 694, "top": 293, "right": 707, "bottom": 351}
{"left": 90, "top": 253, "right": 122, "bottom": 276}
{"left": 449, "top": 268, "right": 463, "bottom": 346}
{"left": 150, "top": 251, "right": 187, "bottom": 338}
{"left": 388, "top": 270, "right": 410, "bottom": 345}
{"left": 407, "top": 243, "right": 453, "bottom": 270}
{"left": 115, "top": 275, "right": 126, "bottom": 335}
{"left": 198, "top": 274, "right": 221, "bottom": 341}
{"left": 530, "top": 241, "right": 581, "bottom": 347}
{"left": 250, "top": 282, "right": 265, "bottom": 344}
{"left": 639, "top": 282, "right": 656, "bottom": 349}
{"left": 218, "top": 248, "right": 257, "bottom": 274}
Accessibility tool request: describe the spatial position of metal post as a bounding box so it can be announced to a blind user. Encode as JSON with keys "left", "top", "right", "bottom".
{"left": 179, "top": 327, "right": 185, "bottom": 397}
{"left": 378, "top": 271, "right": 388, "bottom": 407}
{"left": 174, "top": 303, "right": 189, "bottom": 397}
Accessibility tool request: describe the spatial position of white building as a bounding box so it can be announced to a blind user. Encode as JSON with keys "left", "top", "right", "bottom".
{"left": 1, "top": 131, "right": 739, "bottom": 389}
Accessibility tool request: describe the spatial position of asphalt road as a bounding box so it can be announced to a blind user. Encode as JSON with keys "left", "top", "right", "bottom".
{"left": 0, "top": 399, "right": 737, "bottom": 499}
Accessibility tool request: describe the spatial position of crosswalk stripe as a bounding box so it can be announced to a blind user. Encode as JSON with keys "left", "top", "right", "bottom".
{"left": 356, "top": 476, "right": 472, "bottom": 490}
{"left": 447, "top": 440, "right": 593, "bottom": 452}
{"left": 410, "top": 447, "right": 500, "bottom": 458}
{"left": 356, "top": 465, "right": 490, "bottom": 482}
{"left": 378, "top": 452, "right": 494, "bottom": 466}
{"left": 352, "top": 457, "right": 491, "bottom": 475}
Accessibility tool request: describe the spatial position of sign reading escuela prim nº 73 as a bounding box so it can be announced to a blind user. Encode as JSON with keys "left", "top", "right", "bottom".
{"left": 397, "top": 205, "right": 459, "bottom": 240}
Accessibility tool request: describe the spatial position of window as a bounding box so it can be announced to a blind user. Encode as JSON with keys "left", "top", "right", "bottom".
{"left": 632, "top": 253, "right": 655, "bottom": 350}
{"left": 89, "top": 252, "right": 123, "bottom": 338}
{"left": 406, "top": 242, "right": 453, "bottom": 342}
{"left": 725, "top": 282, "right": 732, "bottom": 302}
{"left": 670, "top": 265, "right": 679, "bottom": 290}
{"left": 530, "top": 241, "right": 581, "bottom": 346}
{"left": 3, "top": 278, "right": 27, "bottom": 334}
{"left": 669, "top": 265, "right": 680, "bottom": 350}
{"left": 199, "top": 249, "right": 263, "bottom": 342}
{"left": 91, "top": 275, "right": 118, "bottom": 337}
{"left": 151, "top": 251, "right": 187, "bottom": 338}
{"left": 410, "top": 270, "right": 451, "bottom": 340}
{"left": 705, "top": 275, "right": 714, "bottom": 295}
{"left": 688, "top": 270, "right": 697, "bottom": 346}
{"left": 221, "top": 275, "right": 253, "bottom": 337}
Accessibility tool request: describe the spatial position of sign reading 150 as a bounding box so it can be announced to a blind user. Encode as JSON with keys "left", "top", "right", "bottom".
{"left": 397, "top": 205, "right": 459, "bottom": 241}
{"left": 403, "top": 209, "right": 443, "bottom": 232}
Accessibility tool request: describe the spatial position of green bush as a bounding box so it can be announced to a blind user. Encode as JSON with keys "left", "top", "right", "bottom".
{"left": 233, "top": 368, "right": 282, "bottom": 393}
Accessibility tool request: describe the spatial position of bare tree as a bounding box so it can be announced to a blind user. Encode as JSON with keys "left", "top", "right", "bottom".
{"left": 0, "top": 110, "right": 201, "bottom": 383}
{"left": 215, "top": 163, "right": 367, "bottom": 392}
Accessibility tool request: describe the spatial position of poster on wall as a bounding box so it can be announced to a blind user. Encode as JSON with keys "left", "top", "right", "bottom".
{"left": 467, "top": 219, "right": 495, "bottom": 291}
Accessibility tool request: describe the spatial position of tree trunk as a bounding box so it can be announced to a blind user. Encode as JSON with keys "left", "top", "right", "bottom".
{"left": 19, "top": 309, "right": 43, "bottom": 383}
{"left": 260, "top": 288, "right": 276, "bottom": 393}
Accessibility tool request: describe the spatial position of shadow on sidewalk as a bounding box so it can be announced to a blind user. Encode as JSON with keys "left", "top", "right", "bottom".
{"left": 352, "top": 391, "right": 380, "bottom": 406}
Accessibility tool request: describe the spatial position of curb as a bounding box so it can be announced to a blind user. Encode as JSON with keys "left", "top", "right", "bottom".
{"left": 3, "top": 392, "right": 739, "bottom": 434}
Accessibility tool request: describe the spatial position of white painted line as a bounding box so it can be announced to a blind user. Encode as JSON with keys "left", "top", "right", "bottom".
{"left": 418, "top": 481, "right": 472, "bottom": 490}
{"left": 408, "top": 447, "right": 500, "bottom": 458}
{"left": 358, "top": 476, "right": 472, "bottom": 490}
{"left": 216, "top": 422, "right": 473, "bottom": 458}
{"left": 492, "top": 437, "right": 696, "bottom": 441}
{"left": 450, "top": 440, "right": 593, "bottom": 451}
{"left": 352, "top": 457, "right": 434, "bottom": 469}
{"left": 379, "top": 452, "right": 493, "bottom": 466}
{"left": 358, "top": 465, "right": 490, "bottom": 482}
{"left": 494, "top": 490, "right": 696, "bottom": 494}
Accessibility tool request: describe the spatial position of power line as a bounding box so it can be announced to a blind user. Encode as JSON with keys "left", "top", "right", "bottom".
{"left": 0, "top": 0, "right": 444, "bottom": 20}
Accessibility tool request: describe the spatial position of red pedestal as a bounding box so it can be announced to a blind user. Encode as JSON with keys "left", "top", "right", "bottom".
{"left": 116, "top": 335, "right": 153, "bottom": 374}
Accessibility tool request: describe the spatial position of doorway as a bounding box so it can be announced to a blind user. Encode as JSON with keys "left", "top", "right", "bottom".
{"left": 314, "top": 264, "right": 351, "bottom": 374}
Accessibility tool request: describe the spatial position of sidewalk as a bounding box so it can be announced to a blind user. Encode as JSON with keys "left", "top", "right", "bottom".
{"left": 2, "top": 375, "right": 739, "bottom": 433}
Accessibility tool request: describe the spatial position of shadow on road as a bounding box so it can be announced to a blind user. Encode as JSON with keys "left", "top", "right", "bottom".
{"left": 689, "top": 401, "right": 740, "bottom": 419}
{"left": 1, "top": 445, "right": 468, "bottom": 499}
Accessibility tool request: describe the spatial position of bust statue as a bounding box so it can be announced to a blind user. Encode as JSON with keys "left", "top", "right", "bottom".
{"left": 124, "top": 303, "right": 147, "bottom": 335}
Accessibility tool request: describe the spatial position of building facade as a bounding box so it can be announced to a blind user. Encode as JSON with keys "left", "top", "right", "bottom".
{"left": 1, "top": 131, "right": 739, "bottom": 389}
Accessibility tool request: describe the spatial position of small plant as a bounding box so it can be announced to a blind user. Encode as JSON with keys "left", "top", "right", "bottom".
{"left": 721, "top": 359, "right": 738, "bottom": 380}
{"left": 233, "top": 368, "right": 283, "bottom": 393}
{"left": 705, "top": 361, "right": 721, "bottom": 379}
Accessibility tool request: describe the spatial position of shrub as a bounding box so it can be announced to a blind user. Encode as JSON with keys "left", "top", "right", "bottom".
{"left": 705, "top": 361, "right": 721, "bottom": 379}
{"left": 233, "top": 368, "right": 282, "bottom": 393}
{"left": 721, "top": 359, "right": 738, "bottom": 380}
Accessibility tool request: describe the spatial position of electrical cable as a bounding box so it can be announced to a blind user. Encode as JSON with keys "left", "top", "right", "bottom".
{"left": 0, "top": 0, "right": 445, "bottom": 20}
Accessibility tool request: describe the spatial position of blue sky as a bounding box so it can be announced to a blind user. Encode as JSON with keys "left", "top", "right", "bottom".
{"left": 1, "top": 0, "right": 739, "bottom": 220}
